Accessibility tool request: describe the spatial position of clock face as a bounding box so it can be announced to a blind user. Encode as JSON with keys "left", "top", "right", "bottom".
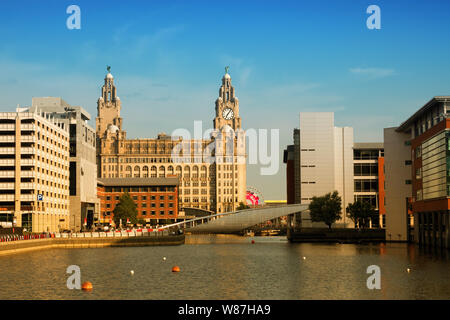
{"left": 222, "top": 108, "right": 234, "bottom": 120}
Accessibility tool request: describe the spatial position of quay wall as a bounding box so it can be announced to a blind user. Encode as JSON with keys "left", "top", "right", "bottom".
{"left": 0, "top": 234, "right": 185, "bottom": 256}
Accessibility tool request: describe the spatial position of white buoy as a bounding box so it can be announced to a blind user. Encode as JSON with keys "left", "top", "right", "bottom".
{"left": 163, "top": 257, "right": 167, "bottom": 261}
{"left": 407, "top": 268, "right": 411, "bottom": 273}
{"left": 303, "top": 256, "right": 306, "bottom": 260}
{"left": 130, "top": 270, "right": 134, "bottom": 275}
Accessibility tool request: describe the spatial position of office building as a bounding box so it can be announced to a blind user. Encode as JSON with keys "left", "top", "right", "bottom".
{"left": 26, "top": 97, "right": 98, "bottom": 232}
{"left": 284, "top": 113, "right": 354, "bottom": 227}
{"left": 387, "top": 96, "right": 450, "bottom": 248}
{"left": 0, "top": 110, "right": 70, "bottom": 232}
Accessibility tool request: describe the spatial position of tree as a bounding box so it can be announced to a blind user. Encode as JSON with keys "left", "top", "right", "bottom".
{"left": 308, "top": 191, "right": 342, "bottom": 229}
{"left": 113, "top": 192, "right": 138, "bottom": 227}
{"left": 236, "top": 202, "right": 250, "bottom": 210}
{"left": 346, "top": 200, "right": 375, "bottom": 229}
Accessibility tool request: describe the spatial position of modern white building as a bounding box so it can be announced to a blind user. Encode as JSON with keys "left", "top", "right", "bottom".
{"left": 0, "top": 110, "right": 70, "bottom": 232}
{"left": 298, "top": 112, "right": 354, "bottom": 227}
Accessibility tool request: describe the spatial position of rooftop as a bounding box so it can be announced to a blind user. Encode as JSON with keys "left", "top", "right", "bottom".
{"left": 353, "top": 142, "right": 384, "bottom": 149}
{"left": 396, "top": 96, "right": 450, "bottom": 132}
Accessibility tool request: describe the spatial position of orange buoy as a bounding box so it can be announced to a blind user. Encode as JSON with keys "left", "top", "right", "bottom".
{"left": 172, "top": 266, "right": 181, "bottom": 272}
{"left": 81, "top": 281, "right": 93, "bottom": 291}
{"left": 251, "top": 240, "right": 255, "bottom": 244}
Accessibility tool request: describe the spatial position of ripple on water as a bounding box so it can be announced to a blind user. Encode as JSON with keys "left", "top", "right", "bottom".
{"left": 0, "top": 236, "right": 448, "bottom": 299}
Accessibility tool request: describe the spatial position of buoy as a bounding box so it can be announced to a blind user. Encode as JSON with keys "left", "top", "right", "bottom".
{"left": 407, "top": 268, "right": 411, "bottom": 273}
{"left": 81, "top": 281, "right": 93, "bottom": 291}
{"left": 302, "top": 256, "right": 306, "bottom": 260}
{"left": 130, "top": 270, "right": 134, "bottom": 275}
{"left": 172, "top": 266, "right": 180, "bottom": 272}
{"left": 163, "top": 257, "right": 167, "bottom": 261}
{"left": 251, "top": 240, "right": 255, "bottom": 244}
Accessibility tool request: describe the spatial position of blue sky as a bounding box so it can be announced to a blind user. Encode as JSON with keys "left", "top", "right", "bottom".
{"left": 1, "top": 0, "right": 450, "bottom": 200}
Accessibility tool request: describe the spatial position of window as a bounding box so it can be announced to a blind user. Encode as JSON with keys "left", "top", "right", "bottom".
{"left": 405, "top": 160, "right": 412, "bottom": 165}
{"left": 404, "top": 140, "right": 411, "bottom": 146}
{"left": 416, "top": 146, "right": 422, "bottom": 158}
{"left": 405, "top": 180, "right": 412, "bottom": 185}
{"left": 416, "top": 168, "right": 422, "bottom": 179}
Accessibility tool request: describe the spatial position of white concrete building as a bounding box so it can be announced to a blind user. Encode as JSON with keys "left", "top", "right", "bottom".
{"left": 0, "top": 110, "right": 70, "bottom": 232}
{"left": 298, "top": 112, "right": 354, "bottom": 227}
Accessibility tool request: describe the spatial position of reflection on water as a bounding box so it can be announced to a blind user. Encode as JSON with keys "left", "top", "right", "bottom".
{"left": 0, "top": 235, "right": 449, "bottom": 300}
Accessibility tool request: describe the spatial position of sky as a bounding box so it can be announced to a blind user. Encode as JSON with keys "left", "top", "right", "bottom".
{"left": 1, "top": 0, "right": 450, "bottom": 201}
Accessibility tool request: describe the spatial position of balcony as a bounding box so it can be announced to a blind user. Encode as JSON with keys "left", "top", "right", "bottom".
{"left": 0, "top": 124, "right": 15, "bottom": 131}
{"left": 0, "top": 159, "right": 14, "bottom": 166}
{"left": 21, "top": 171, "right": 35, "bottom": 178}
{"left": 21, "top": 194, "right": 35, "bottom": 201}
{"left": 21, "top": 124, "right": 36, "bottom": 131}
{"left": 0, "top": 136, "right": 15, "bottom": 143}
{"left": 0, "top": 171, "right": 15, "bottom": 178}
{"left": 21, "top": 147, "right": 34, "bottom": 154}
{"left": 20, "top": 159, "right": 35, "bottom": 166}
{"left": 21, "top": 182, "right": 35, "bottom": 189}
{"left": 0, "top": 183, "right": 14, "bottom": 190}
{"left": 0, "top": 147, "right": 14, "bottom": 154}
{"left": 0, "top": 194, "right": 14, "bottom": 201}
{"left": 21, "top": 135, "right": 36, "bottom": 143}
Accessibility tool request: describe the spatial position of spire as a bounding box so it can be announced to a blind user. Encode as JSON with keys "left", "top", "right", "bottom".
{"left": 220, "top": 66, "right": 234, "bottom": 102}
{"left": 102, "top": 66, "right": 117, "bottom": 102}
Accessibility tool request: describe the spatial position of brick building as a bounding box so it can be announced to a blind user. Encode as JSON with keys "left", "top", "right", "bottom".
{"left": 97, "top": 177, "right": 179, "bottom": 226}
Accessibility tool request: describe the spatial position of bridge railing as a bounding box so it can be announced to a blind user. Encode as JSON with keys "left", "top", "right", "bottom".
{"left": 159, "top": 203, "right": 307, "bottom": 230}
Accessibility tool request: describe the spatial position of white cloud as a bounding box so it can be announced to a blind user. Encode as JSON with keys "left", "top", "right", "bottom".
{"left": 349, "top": 67, "right": 395, "bottom": 79}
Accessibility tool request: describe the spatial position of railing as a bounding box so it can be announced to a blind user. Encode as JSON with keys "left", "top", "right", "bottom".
{"left": 0, "top": 228, "right": 177, "bottom": 242}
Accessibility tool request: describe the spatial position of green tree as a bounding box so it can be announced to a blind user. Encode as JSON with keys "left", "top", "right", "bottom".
{"left": 113, "top": 192, "right": 138, "bottom": 227}
{"left": 346, "top": 200, "right": 375, "bottom": 229}
{"left": 236, "top": 202, "right": 250, "bottom": 210}
{"left": 308, "top": 191, "right": 342, "bottom": 229}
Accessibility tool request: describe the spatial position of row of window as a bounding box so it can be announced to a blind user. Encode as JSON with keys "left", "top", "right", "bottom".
{"left": 105, "top": 202, "right": 174, "bottom": 208}
{"left": 103, "top": 210, "right": 175, "bottom": 216}
{"left": 103, "top": 187, "right": 175, "bottom": 193}
{"left": 105, "top": 195, "right": 174, "bottom": 201}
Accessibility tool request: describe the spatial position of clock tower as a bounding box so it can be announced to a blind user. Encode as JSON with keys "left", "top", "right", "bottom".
{"left": 213, "top": 67, "right": 242, "bottom": 131}
{"left": 212, "top": 67, "right": 246, "bottom": 213}
{"left": 96, "top": 67, "right": 123, "bottom": 138}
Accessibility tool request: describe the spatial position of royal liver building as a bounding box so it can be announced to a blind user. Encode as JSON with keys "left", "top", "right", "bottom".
{"left": 96, "top": 68, "right": 246, "bottom": 214}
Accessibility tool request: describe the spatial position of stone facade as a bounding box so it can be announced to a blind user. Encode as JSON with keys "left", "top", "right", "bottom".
{"left": 96, "top": 70, "right": 246, "bottom": 214}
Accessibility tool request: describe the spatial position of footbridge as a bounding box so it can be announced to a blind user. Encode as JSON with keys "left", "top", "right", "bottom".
{"left": 159, "top": 203, "right": 309, "bottom": 233}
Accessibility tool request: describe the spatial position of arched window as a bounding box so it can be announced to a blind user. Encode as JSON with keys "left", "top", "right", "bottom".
{"left": 192, "top": 165, "right": 199, "bottom": 178}
{"left": 158, "top": 166, "right": 166, "bottom": 178}
{"left": 151, "top": 166, "right": 157, "bottom": 177}
{"left": 125, "top": 166, "right": 132, "bottom": 178}
{"left": 134, "top": 166, "right": 140, "bottom": 177}
{"left": 176, "top": 166, "right": 182, "bottom": 177}
{"left": 168, "top": 166, "right": 174, "bottom": 176}
{"left": 142, "top": 166, "right": 149, "bottom": 177}
{"left": 184, "top": 166, "right": 190, "bottom": 178}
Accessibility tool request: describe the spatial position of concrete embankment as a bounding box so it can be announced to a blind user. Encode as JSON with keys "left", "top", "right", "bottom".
{"left": 287, "top": 228, "right": 385, "bottom": 243}
{"left": 0, "top": 234, "right": 185, "bottom": 256}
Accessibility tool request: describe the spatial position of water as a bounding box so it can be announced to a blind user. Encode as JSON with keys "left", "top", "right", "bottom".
{"left": 0, "top": 235, "right": 449, "bottom": 300}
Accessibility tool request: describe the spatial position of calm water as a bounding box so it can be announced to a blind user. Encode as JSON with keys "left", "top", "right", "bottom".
{"left": 0, "top": 235, "right": 449, "bottom": 300}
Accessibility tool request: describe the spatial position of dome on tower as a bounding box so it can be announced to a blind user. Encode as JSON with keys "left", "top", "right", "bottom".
{"left": 107, "top": 124, "right": 119, "bottom": 134}
{"left": 223, "top": 73, "right": 231, "bottom": 79}
{"left": 106, "top": 73, "right": 114, "bottom": 79}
